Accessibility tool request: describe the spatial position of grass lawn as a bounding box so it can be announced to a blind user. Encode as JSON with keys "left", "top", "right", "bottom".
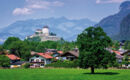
{"left": 0, "top": 68, "right": 130, "bottom": 80}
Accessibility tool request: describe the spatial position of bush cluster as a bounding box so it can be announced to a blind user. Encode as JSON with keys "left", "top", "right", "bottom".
{"left": 45, "top": 60, "right": 79, "bottom": 68}
{"left": 23, "top": 63, "right": 30, "bottom": 68}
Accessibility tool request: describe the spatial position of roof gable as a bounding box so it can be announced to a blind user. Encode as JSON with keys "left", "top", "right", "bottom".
{"left": 6, "top": 54, "right": 20, "bottom": 60}
{"left": 36, "top": 53, "right": 53, "bottom": 59}
{"left": 121, "top": 50, "right": 130, "bottom": 56}
{"left": 61, "top": 51, "right": 79, "bottom": 57}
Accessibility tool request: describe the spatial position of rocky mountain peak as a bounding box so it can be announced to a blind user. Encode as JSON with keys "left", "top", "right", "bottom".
{"left": 120, "top": 1, "right": 130, "bottom": 11}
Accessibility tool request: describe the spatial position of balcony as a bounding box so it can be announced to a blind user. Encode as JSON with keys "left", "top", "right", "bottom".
{"left": 30, "top": 61, "right": 44, "bottom": 63}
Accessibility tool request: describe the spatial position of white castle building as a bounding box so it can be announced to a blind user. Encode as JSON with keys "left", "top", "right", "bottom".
{"left": 26, "top": 26, "right": 61, "bottom": 41}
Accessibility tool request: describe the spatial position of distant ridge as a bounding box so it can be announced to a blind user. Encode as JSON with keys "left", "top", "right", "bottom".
{"left": 95, "top": 1, "right": 130, "bottom": 38}
{"left": 0, "top": 17, "right": 96, "bottom": 43}
{"left": 113, "top": 13, "right": 130, "bottom": 40}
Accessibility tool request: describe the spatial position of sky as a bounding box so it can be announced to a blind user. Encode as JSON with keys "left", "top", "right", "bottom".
{"left": 0, "top": 0, "right": 129, "bottom": 28}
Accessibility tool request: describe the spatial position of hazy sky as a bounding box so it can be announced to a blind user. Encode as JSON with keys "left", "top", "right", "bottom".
{"left": 0, "top": 0, "right": 129, "bottom": 28}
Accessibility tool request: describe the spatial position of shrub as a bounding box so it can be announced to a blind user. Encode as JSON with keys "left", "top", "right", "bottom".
{"left": 45, "top": 60, "right": 79, "bottom": 68}
{"left": 0, "top": 55, "right": 10, "bottom": 68}
{"left": 23, "top": 63, "right": 30, "bottom": 68}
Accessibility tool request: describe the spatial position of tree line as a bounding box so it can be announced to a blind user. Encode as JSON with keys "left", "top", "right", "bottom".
{"left": 0, "top": 26, "right": 129, "bottom": 74}
{"left": 0, "top": 37, "right": 77, "bottom": 60}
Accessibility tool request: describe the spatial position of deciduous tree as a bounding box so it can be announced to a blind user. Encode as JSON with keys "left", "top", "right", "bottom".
{"left": 0, "top": 55, "right": 10, "bottom": 67}
{"left": 77, "top": 27, "right": 116, "bottom": 74}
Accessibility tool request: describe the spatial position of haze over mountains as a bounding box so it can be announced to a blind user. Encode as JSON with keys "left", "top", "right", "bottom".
{"left": 0, "top": 17, "right": 96, "bottom": 43}
{"left": 0, "top": 1, "right": 130, "bottom": 44}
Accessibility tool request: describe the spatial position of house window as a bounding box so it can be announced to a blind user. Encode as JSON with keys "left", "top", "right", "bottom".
{"left": 31, "top": 59, "right": 34, "bottom": 62}
{"left": 48, "top": 59, "right": 51, "bottom": 61}
{"left": 41, "top": 59, "right": 44, "bottom": 62}
{"left": 36, "top": 59, "right": 39, "bottom": 62}
{"left": 41, "top": 64, "right": 44, "bottom": 66}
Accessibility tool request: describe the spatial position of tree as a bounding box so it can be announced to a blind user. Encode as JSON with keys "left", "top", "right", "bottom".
{"left": 23, "top": 63, "right": 30, "bottom": 68}
{"left": 26, "top": 36, "right": 41, "bottom": 42}
{"left": 9, "top": 41, "right": 31, "bottom": 60}
{"left": 36, "top": 42, "right": 46, "bottom": 52}
{"left": 3, "top": 37, "right": 21, "bottom": 49}
{"left": 0, "top": 55, "right": 10, "bottom": 67}
{"left": 77, "top": 27, "right": 116, "bottom": 74}
{"left": 0, "top": 45, "right": 3, "bottom": 52}
{"left": 0, "top": 45, "right": 4, "bottom": 54}
{"left": 23, "top": 40, "right": 39, "bottom": 51}
{"left": 112, "top": 41, "right": 120, "bottom": 50}
{"left": 62, "top": 42, "right": 72, "bottom": 52}
{"left": 0, "top": 45, "right": 8, "bottom": 55}
{"left": 124, "top": 41, "right": 130, "bottom": 49}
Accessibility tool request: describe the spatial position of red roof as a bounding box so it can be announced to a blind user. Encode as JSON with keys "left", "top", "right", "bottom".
{"left": 112, "top": 50, "right": 121, "bottom": 55}
{"left": 57, "top": 51, "right": 63, "bottom": 54}
{"left": 37, "top": 53, "right": 53, "bottom": 59}
{"left": 45, "top": 52, "right": 53, "bottom": 55}
{"left": 6, "top": 54, "right": 20, "bottom": 60}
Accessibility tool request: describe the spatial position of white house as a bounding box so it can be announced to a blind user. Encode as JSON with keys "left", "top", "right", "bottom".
{"left": 29, "top": 53, "right": 53, "bottom": 68}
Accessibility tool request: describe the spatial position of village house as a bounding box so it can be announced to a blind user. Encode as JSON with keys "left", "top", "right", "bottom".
{"left": 45, "top": 49, "right": 63, "bottom": 60}
{"left": 121, "top": 50, "right": 130, "bottom": 67}
{"left": 61, "top": 50, "right": 79, "bottom": 61}
{"left": 112, "top": 50, "right": 123, "bottom": 63}
{"left": 29, "top": 53, "right": 53, "bottom": 68}
{"left": 110, "top": 47, "right": 130, "bottom": 68}
{"left": 106, "top": 48, "right": 126, "bottom": 63}
{"left": 121, "top": 50, "right": 130, "bottom": 60}
{"left": 6, "top": 54, "right": 25, "bottom": 68}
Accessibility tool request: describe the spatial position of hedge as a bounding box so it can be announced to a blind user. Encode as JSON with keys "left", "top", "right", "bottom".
{"left": 45, "top": 60, "right": 79, "bottom": 68}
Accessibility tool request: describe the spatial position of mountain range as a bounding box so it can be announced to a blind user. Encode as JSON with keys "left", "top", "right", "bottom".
{"left": 113, "top": 13, "right": 130, "bottom": 40}
{"left": 0, "top": 1, "right": 130, "bottom": 44}
{"left": 95, "top": 1, "right": 130, "bottom": 38}
{"left": 0, "top": 17, "right": 96, "bottom": 43}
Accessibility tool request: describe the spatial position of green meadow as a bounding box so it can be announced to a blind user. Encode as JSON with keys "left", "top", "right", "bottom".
{"left": 0, "top": 68, "right": 130, "bottom": 80}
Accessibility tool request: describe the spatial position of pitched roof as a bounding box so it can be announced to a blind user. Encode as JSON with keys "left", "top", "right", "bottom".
{"left": 61, "top": 51, "right": 79, "bottom": 57}
{"left": 11, "top": 61, "right": 27, "bottom": 65}
{"left": 112, "top": 50, "right": 121, "bottom": 55}
{"left": 116, "top": 54, "right": 123, "bottom": 59}
{"left": 31, "top": 51, "right": 37, "bottom": 55}
{"left": 37, "top": 53, "right": 53, "bottom": 59}
{"left": 112, "top": 50, "right": 123, "bottom": 59}
{"left": 121, "top": 50, "right": 130, "bottom": 56}
{"left": 45, "top": 52, "right": 53, "bottom": 55}
{"left": 6, "top": 54, "right": 20, "bottom": 60}
{"left": 57, "top": 51, "right": 63, "bottom": 54}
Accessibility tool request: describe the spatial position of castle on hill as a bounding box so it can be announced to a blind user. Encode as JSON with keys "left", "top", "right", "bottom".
{"left": 26, "top": 26, "right": 61, "bottom": 41}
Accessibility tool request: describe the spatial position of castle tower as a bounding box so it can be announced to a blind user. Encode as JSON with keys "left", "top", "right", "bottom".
{"left": 42, "top": 26, "right": 49, "bottom": 36}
